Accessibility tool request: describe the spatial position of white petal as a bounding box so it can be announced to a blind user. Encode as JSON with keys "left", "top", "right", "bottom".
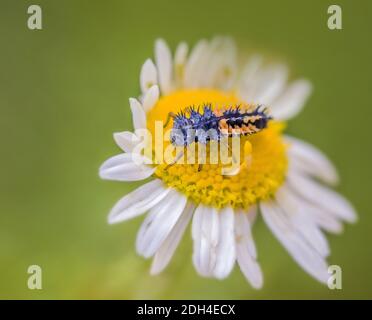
{"left": 108, "top": 179, "right": 170, "bottom": 224}
{"left": 140, "top": 58, "right": 158, "bottom": 94}
{"left": 192, "top": 204, "right": 219, "bottom": 277}
{"left": 287, "top": 171, "right": 357, "bottom": 223}
{"left": 250, "top": 65, "right": 288, "bottom": 105}
{"left": 305, "top": 202, "right": 344, "bottom": 234}
{"left": 201, "top": 37, "right": 237, "bottom": 90}
{"left": 238, "top": 56, "right": 263, "bottom": 103}
{"left": 271, "top": 79, "right": 312, "bottom": 120}
{"left": 142, "top": 85, "right": 160, "bottom": 113}
{"left": 235, "top": 207, "right": 263, "bottom": 289}
{"left": 150, "top": 201, "right": 195, "bottom": 275}
{"left": 99, "top": 153, "right": 155, "bottom": 181}
{"left": 175, "top": 42, "right": 188, "bottom": 67}
{"left": 247, "top": 207, "right": 258, "bottom": 225}
{"left": 285, "top": 135, "right": 339, "bottom": 185}
{"left": 213, "top": 207, "right": 236, "bottom": 279}
{"left": 261, "top": 201, "right": 329, "bottom": 283}
{"left": 184, "top": 39, "right": 209, "bottom": 88}
{"left": 155, "top": 39, "right": 173, "bottom": 94}
{"left": 136, "top": 189, "right": 187, "bottom": 258}
{"left": 174, "top": 41, "right": 188, "bottom": 87}
{"left": 113, "top": 131, "right": 140, "bottom": 153}
{"left": 235, "top": 207, "right": 258, "bottom": 259}
{"left": 129, "top": 98, "right": 147, "bottom": 130}
{"left": 275, "top": 186, "right": 330, "bottom": 257}
{"left": 236, "top": 248, "right": 263, "bottom": 289}
{"left": 284, "top": 172, "right": 343, "bottom": 234}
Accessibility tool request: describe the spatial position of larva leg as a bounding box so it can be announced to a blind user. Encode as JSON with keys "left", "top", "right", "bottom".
{"left": 163, "top": 112, "right": 176, "bottom": 128}
{"left": 165, "top": 150, "right": 184, "bottom": 169}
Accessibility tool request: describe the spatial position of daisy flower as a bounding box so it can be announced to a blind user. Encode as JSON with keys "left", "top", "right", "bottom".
{"left": 99, "top": 37, "right": 357, "bottom": 288}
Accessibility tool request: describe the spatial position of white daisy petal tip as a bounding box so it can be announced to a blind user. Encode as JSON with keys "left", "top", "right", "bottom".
{"left": 142, "top": 84, "right": 160, "bottom": 112}
{"left": 191, "top": 204, "right": 220, "bottom": 278}
{"left": 107, "top": 211, "right": 127, "bottom": 225}
{"left": 149, "top": 264, "right": 161, "bottom": 276}
{"left": 107, "top": 214, "right": 119, "bottom": 225}
{"left": 248, "top": 63, "right": 289, "bottom": 105}
{"left": 99, "top": 153, "right": 155, "bottom": 182}
{"left": 275, "top": 186, "right": 331, "bottom": 258}
{"left": 272, "top": 78, "right": 313, "bottom": 120}
{"left": 140, "top": 58, "right": 158, "bottom": 93}
{"left": 136, "top": 190, "right": 187, "bottom": 259}
{"left": 150, "top": 201, "right": 194, "bottom": 275}
{"left": 212, "top": 207, "right": 236, "bottom": 279}
{"left": 129, "top": 97, "right": 147, "bottom": 130}
{"left": 285, "top": 135, "right": 340, "bottom": 186}
{"left": 155, "top": 38, "right": 166, "bottom": 46}
{"left": 234, "top": 207, "right": 264, "bottom": 288}
{"left": 174, "top": 42, "right": 188, "bottom": 66}
{"left": 154, "top": 38, "right": 173, "bottom": 94}
{"left": 260, "top": 200, "right": 331, "bottom": 284}
{"left": 287, "top": 171, "right": 358, "bottom": 225}
{"left": 174, "top": 42, "right": 189, "bottom": 86}
{"left": 248, "top": 264, "right": 264, "bottom": 289}
{"left": 107, "top": 179, "right": 170, "bottom": 225}
{"left": 342, "top": 200, "right": 358, "bottom": 224}
{"left": 113, "top": 131, "right": 139, "bottom": 153}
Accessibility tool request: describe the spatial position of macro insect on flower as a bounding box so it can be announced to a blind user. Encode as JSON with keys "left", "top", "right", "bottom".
{"left": 99, "top": 37, "right": 357, "bottom": 288}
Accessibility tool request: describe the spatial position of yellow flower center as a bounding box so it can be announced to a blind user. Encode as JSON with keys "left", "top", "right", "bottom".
{"left": 146, "top": 89, "right": 288, "bottom": 209}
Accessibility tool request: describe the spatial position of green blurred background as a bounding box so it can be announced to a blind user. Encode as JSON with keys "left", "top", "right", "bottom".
{"left": 1, "top": 0, "right": 371, "bottom": 299}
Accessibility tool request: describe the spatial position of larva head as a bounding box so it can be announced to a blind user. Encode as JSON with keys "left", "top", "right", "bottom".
{"left": 170, "top": 105, "right": 219, "bottom": 146}
{"left": 170, "top": 112, "right": 193, "bottom": 146}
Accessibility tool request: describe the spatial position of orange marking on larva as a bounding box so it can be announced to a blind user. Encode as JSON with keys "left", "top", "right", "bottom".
{"left": 241, "top": 124, "right": 250, "bottom": 134}
{"left": 252, "top": 115, "right": 262, "bottom": 122}
{"left": 218, "top": 119, "right": 228, "bottom": 130}
{"left": 247, "top": 124, "right": 256, "bottom": 131}
{"left": 219, "top": 118, "right": 227, "bottom": 126}
{"left": 213, "top": 109, "right": 223, "bottom": 117}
